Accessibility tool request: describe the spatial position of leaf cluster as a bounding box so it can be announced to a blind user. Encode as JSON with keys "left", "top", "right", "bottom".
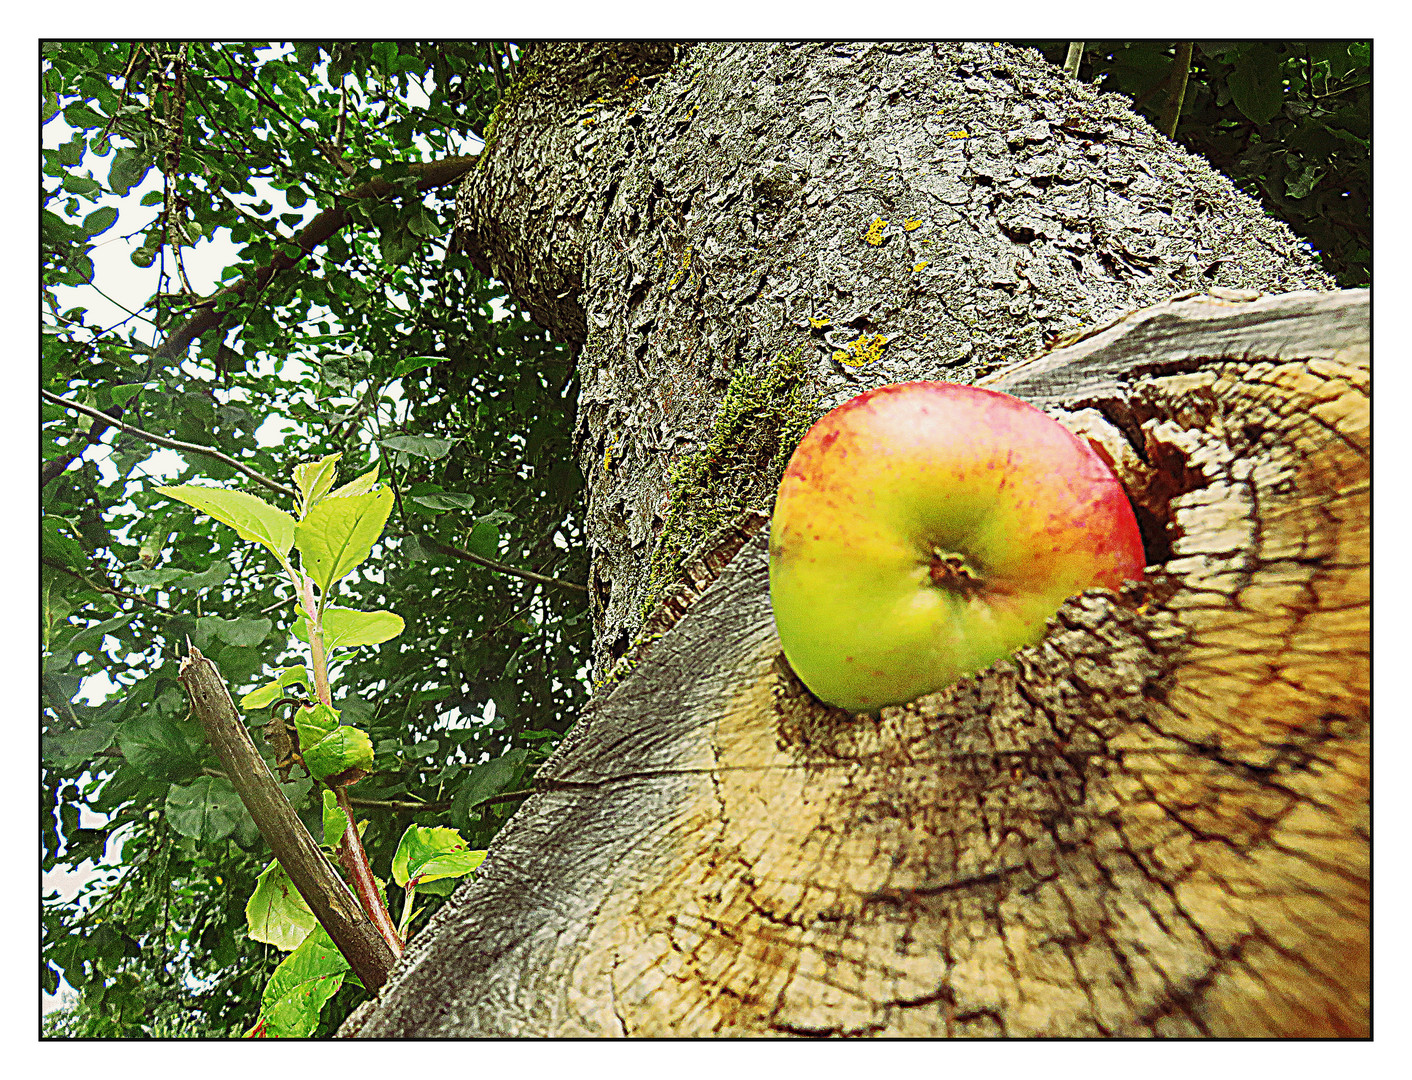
{"left": 42, "top": 40, "right": 586, "bottom": 1038}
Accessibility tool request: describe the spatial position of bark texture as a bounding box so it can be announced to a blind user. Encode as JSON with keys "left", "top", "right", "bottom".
{"left": 347, "top": 288, "right": 1367, "bottom": 1037}
{"left": 455, "top": 41, "right": 1335, "bottom": 681}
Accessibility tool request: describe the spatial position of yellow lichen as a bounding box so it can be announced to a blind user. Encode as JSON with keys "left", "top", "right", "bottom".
{"left": 832, "top": 333, "right": 890, "bottom": 368}
{"left": 912, "top": 261, "right": 929, "bottom": 273}
{"left": 903, "top": 218, "right": 923, "bottom": 232}
{"left": 668, "top": 244, "right": 694, "bottom": 289}
{"left": 865, "top": 216, "right": 887, "bottom": 246}
{"left": 948, "top": 130, "right": 971, "bottom": 139}
{"left": 808, "top": 316, "right": 831, "bottom": 329}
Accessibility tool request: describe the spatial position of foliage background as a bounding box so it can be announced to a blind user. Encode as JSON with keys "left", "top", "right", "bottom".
{"left": 40, "top": 40, "right": 1370, "bottom": 1037}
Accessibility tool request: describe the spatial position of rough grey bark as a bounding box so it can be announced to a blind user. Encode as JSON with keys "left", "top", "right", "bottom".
{"left": 347, "top": 289, "right": 1367, "bottom": 1037}
{"left": 456, "top": 40, "right": 1334, "bottom": 681}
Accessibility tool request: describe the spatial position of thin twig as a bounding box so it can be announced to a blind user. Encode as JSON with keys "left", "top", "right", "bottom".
{"left": 413, "top": 534, "right": 588, "bottom": 594}
{"left": 41, "top": 556, "right": 169, "bottom": 612}
{"left": 42, "top": 389, "right": 298, "bottom": 501}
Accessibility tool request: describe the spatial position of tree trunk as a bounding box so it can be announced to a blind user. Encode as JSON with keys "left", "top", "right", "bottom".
{"left": 344, "top": 42, "right": 1366, "bottom": 1037}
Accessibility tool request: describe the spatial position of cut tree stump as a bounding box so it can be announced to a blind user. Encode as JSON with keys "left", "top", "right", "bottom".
{"left": 345, "top": 289, "right": 1369, "bottom": 1037}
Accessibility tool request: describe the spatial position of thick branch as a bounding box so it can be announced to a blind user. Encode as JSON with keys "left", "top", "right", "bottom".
{"left": 177, "top": 645, "right": 397, "bottom": 992}
{"left": 154, "top": 155, "right": 478, "bottom": 361}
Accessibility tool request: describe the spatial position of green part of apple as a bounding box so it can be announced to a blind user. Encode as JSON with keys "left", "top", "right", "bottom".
{"left": 768, "top": 381, "right": 1146, "bottom": 712}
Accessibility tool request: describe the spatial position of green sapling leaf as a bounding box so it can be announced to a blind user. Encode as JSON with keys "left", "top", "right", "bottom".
{"left": 240, "top": 665, "right": 311, "bottom": 709}
{"left": 157, "top": 485, "right": 296, "bottom": 563}
{"left": 392, "top": 823, "right": 487, "bottom": 888}
{"left": 246, "top": 860, "right": 317, "bottom": 951}
{"left": 302, "top": 725, "right": 374, "bottom": 781}
{"left": 320, "top": 789, "right": 353, "bottom": 848}
{"left": 292, "top": 606, "right": 405, "bottom": 651}
{"left": 294, "top": 486, "right": 394, "bottom": 595}
{"left": 255, "top": 924, "right": 349, "bottom": 1037}
{"left": 293, "top": 701, "right": 340, "bottom": 753}
{"left": 292, "top": 453, "right": 342, "bottom": 512}
{"left": 325, "top": 464, "right": 380, "bottom": 500}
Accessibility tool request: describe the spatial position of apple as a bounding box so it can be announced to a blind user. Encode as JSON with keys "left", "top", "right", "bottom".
{"left": 768, "top": 381, "right": 1145, "bottom": 712}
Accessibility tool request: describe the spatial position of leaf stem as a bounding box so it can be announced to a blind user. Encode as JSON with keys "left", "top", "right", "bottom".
{"left": 334, "top": 785, "right": 404, "bottom": 958}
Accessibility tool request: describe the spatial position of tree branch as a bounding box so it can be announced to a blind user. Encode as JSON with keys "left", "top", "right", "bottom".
{"left": 42, "top": 389, "right": 298, "bottom": 501}
{"left": 414, "top": 534, "right": 588, "bottom": 594}
{"left": 41, "top": 402, "right": 123, "bottom": 489}
{"left": 177, "top": 645, "right": 397, "bottom": 992}
{"left": 1062, "top": 42, "right": 1084, "bottom": 78}
{"left": 41, "top": 556, "right": 169, "bottom": 612}
{"left": 152, "top": 155, "right": 479, "bottom": 363}
{"left": 1158, "top": 43, "right": 1194, "bottom": 138}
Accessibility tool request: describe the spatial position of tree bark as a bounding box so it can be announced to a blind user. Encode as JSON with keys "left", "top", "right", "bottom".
{"left": 344, "top": 42, "right": 1365, "bottom": 1038}
{"left": 454, "top": 40, "right": 1334, "bottom": 681}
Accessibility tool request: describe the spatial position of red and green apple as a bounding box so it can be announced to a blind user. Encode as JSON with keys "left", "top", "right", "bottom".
{"left": 768, "top": 381, "right": 1146, "bottom": 712}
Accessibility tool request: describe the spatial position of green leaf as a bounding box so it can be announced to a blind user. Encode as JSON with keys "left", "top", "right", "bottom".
{"left": 108, "top": 147, "right": 151, "bottom": 196}
{"left": 450, "top": 749, "right": 528, "bottom": 830}
{"left": 321, "top": 789, "right": 352, "bottom": 848}
{"left": 123, "top": 567, "right": 189, "bottom": 588}
{"left": 240, "top": 665, "right": 311, "bottom": 709}
{"left": 293, "top": 701, "right": 340, "bottom": 753}
{"left": 172, "top": 558, "right": 232, "bottom": 592}
{"left": 411, "top": 492, "right": 476, "bottom": 512}
{"left": 117, "top": 711, "right": 203, "bottom": 781}
{"left": 380, "top": 434, "right": 453, "bottom": 460}
{"left": 66, "top": 609, "right": 132, "bottom": 652}
{"left": 302, "top": 725, "right": 374, "bottom": 781}
{"left": 257, "top": 924, "right": 348, "bottom": 1037}
{"left": 82, "top": 206, "right": 118, "bottom": 238}
{"left": 1285, "top": 164, "right": 1325, "bottom": 199}
{"left": 63, "top": 102, "right": 106, "bottom": 129}
{"left": 292, "top": 453, "right": 342, "bottom": 511}
{"left": 165, "top": 776, "right": 244, "bottom": 843}
{"left": 246, "top": 860, "right": 317, "bottom": 951}
{"left": 42, "top": 722, "right": 118, "bottom": 768}
{"left": 158, "top": 485, "right": 296, "bottom": 564}
{"left": 294, "top": 486, "right": 394, "bottom": 594}
{"left": 293, "top": 606, "right": 405, "bottom": 651}
{"left": 466, "top": 519, "right": 500, "bottom": 559}
{"left": 41, "top": 515, "right": 91, "bottom": 570}
{"left": 392, "top": 824, "right": 487, "bottom": 888}
{"left": 326, "top": 465, "right": 380, "bottom": 500}
{"left": 1228, "top": 44, "right": 1285, "bottom": 125}
{"left": 196, "top": 614, "right": 272, "bottom": 648}
{"left": 390, "top": 355, "right": 441, "bottom": 378}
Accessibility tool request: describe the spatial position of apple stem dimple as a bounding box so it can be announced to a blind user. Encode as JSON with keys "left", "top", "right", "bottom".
{"left": 928, "top": 547, "right": 984, "bottom": 595}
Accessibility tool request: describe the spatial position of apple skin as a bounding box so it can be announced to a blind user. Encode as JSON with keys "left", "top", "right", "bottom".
{"left": 768, "top": 381, "right": 1145, "bottom": 712}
